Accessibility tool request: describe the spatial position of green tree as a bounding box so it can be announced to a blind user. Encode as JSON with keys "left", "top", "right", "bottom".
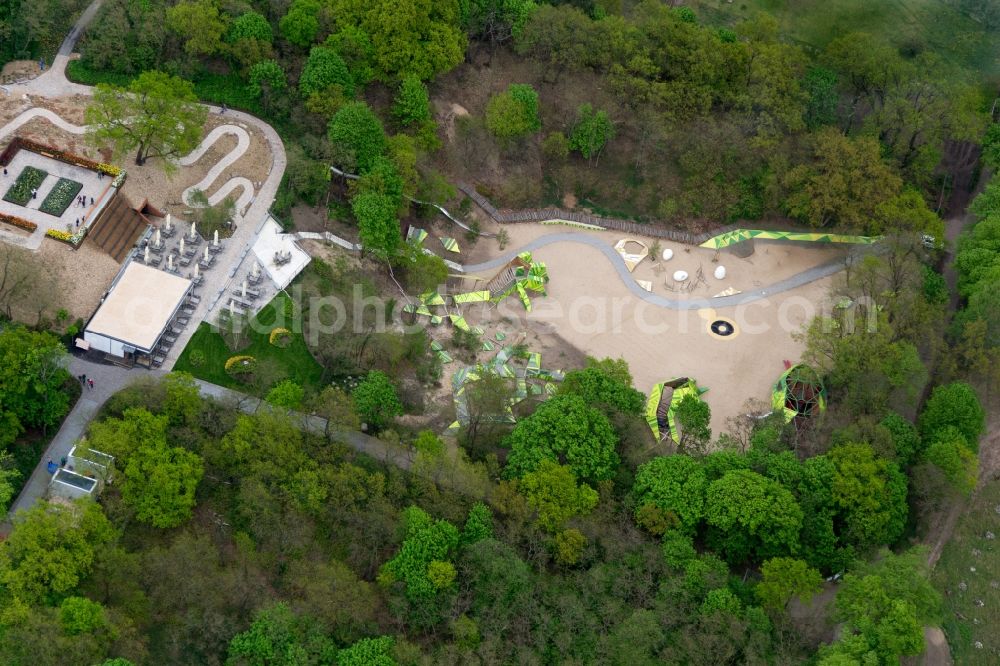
{"left": 352, "top": 370, "right": 403, "bottom": 429}
{"left": 922, "top": 427, "right": 978, "bottom": 495}
{"left": 226, "top": 10, "right": 273, "bottom": 68}
{"left": 705, "top": 469, "right": 803, "bottom": 563}
{"left": 379, "top": 506, "right": 459, "bottom": 600}
{"left": 504, "top": 393, "right": 620, "bottom": 482}
{"left": 462, "top": 502, "right": 494, "bottom": 545}
{"left": 755, "top": 557, "right": 823, "bottom": 610}
{"left": 338, "top": 636, "right": 397, "bottom": 666}
{"left": 783, "top": 127, "right": 902, "bottom": 229}
{"left": 0, "top": 326, "right": 71, "bottom": 447}
{"left": 879, "top": 412, "right": 922, "bottom": 468}
{"left": 266, "top": 380, "right": 305, "bottom": 409}
{"left": 803, "top": 66, "right": 838, "bottom": 129}
{"left": 279, "top": 0, "right": 320, "bottom": 48}
{"left": 328, "top": 101, "right": 387, "bottom": 173}
{"left": 518, "top": 460, "right": 598, "bottom": 533}
{"left": 0, "top": 452, "right": 19, "bottom": 512}
{"left": 246, "top": 60, "right": 287, "bottom": 109}
{"left": 569, "top": 103, "right": 614, "bottom": 163}
{"left": 560, "top": 357, "right": 644, "bottom": 415}
{"left": 675, "top": 394, "right": 711, "bottom": 454}
{"left": 832, "top": 549, "right": 941, "bottom": 663}
{"left": 165, "top": 0, "right": 227, "bottom": 56}
{"left": 299, "top": 46, "right": 356, "bottom": 98}
{"left": 553, "top": 528, "right": 586, "bottom": 565}
{"left": 327, "top": 0, "right": 465, "bottom": 81}
{"left": 59, "top": 596, "right": 108, "bottom": 635}
{"left": 392, "top": 75, "right": 432, "bottom": 127}
{"left": 226, "top": 602, "right": 336, "bottom": 666}
{"left": 398, "top": 244, "right": 448, "bottom": 293}
{"left": 227, "top": 11, "right": 272, "bottom": 43}
{"left": 485, "top": 83, "right": 541, "bottom": 141}
{"left": 541, "top": 131, "right": 570, "bottom": 161}
{"left": 85, "top": 71, "right": 208, "bottom": 169}
{"left": 828, "top": 443, "right": 908, "bottom": 550}
{"left": 352, "top": 191, "right": 401, "bottom": 258}
{"left": 88, "top": 408, "right": 204, "bottom": 528}
{"left": 464, "top": 0, "right": 536, "bottom": 46}
{"left": 0, "top": 500, "right": 115, "bottom": 604}
{"left": 632, "top": 455, "right": 707, "bottom": 533}
{"left": 872, "top": 188, "right": 944, "bottom": 242}
{"left": 918, "top": 381, "right": 985, "bottom": 447}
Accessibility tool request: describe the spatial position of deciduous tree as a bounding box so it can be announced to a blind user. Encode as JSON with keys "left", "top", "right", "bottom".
{"left": 633, "top": 455, "right": 707, "bottom": 533}
{"left": 85, "top": 71, "right": 208, "bottom": 169}
{"left": 485, "top": 83, "right": 541, "bottom": 141}
{"left": 504, "top": 393, "right": 619, "bottom": 482}
{"left": 165, "top": 0, "right": 227, "bottom": 56}
{"left": 352, "top": 370, "right": 403, "bottom": 429}
{"left": 517, "top": 460, "right": 598, "bottom": 533}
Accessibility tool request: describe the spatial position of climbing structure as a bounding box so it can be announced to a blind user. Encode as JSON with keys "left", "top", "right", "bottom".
{"left": 482, "top": 252, "right": 549, "bottom": 311}
{"left": 449, "top": 345, "right": 563, "bottom": 430}
{"left": 771, "top": 364, "right": 826, "bottom": 424}
{"left": 645, "top": 377, "right": 708, "bottom": 444}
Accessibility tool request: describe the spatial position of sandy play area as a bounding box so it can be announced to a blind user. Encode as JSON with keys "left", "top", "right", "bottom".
{"left": 450, "top": 222, "right": 847, "bottom": 435}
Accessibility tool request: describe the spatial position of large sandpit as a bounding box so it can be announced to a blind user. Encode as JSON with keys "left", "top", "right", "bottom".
{"left": 457, "top": 224, "right": 845, "bottom": 435}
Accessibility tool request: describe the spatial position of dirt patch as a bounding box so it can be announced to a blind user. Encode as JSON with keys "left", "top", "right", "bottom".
{"left": 562, "top": 192, "right": 578, "bottom": 209}
{"left": 1, "top": 60, "right": 41, "bottom": 85}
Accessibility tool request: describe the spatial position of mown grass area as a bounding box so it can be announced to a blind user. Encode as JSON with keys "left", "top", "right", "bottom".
{"left": 933, "top": 479, "right": 1000, "bottom": 664}
{"left": 688, "top": 0, "right": 1000, "bottom": 82}
{"left": 66, "top": 61, "right": 262, "bottom": 115}
{"left": 173, "top": 292, "right": 324, "bottom": 394}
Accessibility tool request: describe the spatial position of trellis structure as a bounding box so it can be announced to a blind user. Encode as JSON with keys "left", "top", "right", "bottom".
{"left": 771, "top": 364, "right": 826, "bottom": 424}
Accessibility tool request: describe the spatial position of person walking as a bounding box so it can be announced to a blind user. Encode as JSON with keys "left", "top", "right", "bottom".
{"left": 46, "top": 458, "right": 57, "bottom": 475}
{"left": 88, "top": 378, "right": 94, "bottom": 389}
{"left": 90, "top": 196, "right": 94, "bottom": 206}
{"left": 31, "top": 188, "right": 36, "bottom": 199}
{"left": 78, "top": 374, "right": 85, "bottom": 385}
{"left": 3, "top": 167, "right": 7, "bottom": 176}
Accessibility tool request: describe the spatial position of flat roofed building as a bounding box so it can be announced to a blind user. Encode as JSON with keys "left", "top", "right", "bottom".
{"left": 84, "top": 261, "right": 191, "bottom": 358}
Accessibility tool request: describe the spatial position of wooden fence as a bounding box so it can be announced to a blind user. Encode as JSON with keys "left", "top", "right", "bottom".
{"left": 455, "top": 182, "right": 737, "bottom": 247}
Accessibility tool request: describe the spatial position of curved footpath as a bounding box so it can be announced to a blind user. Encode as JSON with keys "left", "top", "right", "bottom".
{"left": 462, "top": 231, "right": 853, "bottom": 310}
{"left": 179, "top": 124, "right": 254, "bottom": 212}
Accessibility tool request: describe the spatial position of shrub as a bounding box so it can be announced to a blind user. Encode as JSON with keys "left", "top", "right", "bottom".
{"left": 269, "top": 327, "right": 292, "bottom": 348}
{"left": 39, "top": 178, "right": 83, "bottom": 216}
{"left": 189, "top": 350, "right": 206, "bottom": 367}
{"left": 1, "top": 212, "right": 38, "bottom": 232}
{"left": 3, "top": 166, "right": 48, "bottom": 206}
{"left": 224, "top": 355, "right": 257, "bottom": 378}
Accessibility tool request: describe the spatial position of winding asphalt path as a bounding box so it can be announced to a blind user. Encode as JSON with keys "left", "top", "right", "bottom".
{"left": 462, "top": 231, "right": 856, "bottom": 310}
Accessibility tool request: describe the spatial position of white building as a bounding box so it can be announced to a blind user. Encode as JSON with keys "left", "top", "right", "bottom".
{"left": 83, "top": 261, "right": 192, "bottom": 360}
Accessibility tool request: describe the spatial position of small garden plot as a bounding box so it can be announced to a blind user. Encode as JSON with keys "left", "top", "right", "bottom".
{"left": 38, "top": 178, "right": 83, "bottom": 217}
{"left": 2, "top": 166, "right": 48, "bottom": 206}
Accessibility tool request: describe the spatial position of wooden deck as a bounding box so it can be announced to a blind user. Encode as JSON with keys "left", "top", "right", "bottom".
{"left": 87, "top": 193, "right": 150, "bottom": 262}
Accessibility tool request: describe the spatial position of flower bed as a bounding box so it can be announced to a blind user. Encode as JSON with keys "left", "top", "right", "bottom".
{"left": 0, "top": 212, "right": 38, "bottom": 232}
{"left": 0, "top": 137, "right": 121, "bottom": 176}
{"left": 38, "top": 178, "right": 83, "bottom": 216}
{"left": 3, "top": 166, "right": 48, "bottom": 206}
{"left": 45, "top": 226, "right": 88, "bottom": 247}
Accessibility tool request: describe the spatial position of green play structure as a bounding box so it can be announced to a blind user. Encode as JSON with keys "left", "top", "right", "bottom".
{"left": 645, "top": 377, "right": 709, "bottom": 444}
{"left": 771, "top": 364, "right": 826, "bottom": 424}
{"left": 449, "top": 346, "right": 563, "bottom": 430}
{"left": 700, "top": 229, "right": 879, "bottom": 249}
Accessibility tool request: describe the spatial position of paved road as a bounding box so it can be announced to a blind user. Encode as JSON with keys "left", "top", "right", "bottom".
{"left": 5, "top": 356, "right": 159, "bottom": 522}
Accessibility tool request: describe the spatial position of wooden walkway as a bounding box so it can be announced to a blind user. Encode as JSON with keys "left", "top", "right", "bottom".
{"left": 455, "top": 182, "right": 738, "bottom": 247}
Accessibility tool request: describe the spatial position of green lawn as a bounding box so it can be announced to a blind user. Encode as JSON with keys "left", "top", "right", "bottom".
{"left": 689, "top": 0, "right": 1000, "bottom": 82}
{"left": 933, "top": 479, "right": 1000, "bottom": 664}
{"left": 173, "top": 292, "right": 324, "bottom": 394}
